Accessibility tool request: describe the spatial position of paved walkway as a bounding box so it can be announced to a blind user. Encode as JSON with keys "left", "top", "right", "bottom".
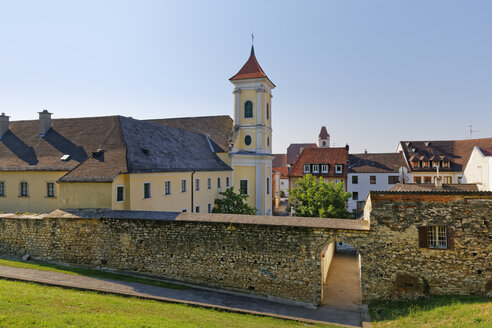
{"left": 274, "top": 198, "right": 290, "bottom": 216}
{"left": 322, "top": 248, "right": 362, "bottom": 310}
{"left": 0, "top": 264, "right": 363, "bottom": 327}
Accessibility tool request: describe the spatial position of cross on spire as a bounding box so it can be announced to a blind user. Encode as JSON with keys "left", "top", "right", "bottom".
{"left": 251, "top": 33, "right": 254, "bottom": 46}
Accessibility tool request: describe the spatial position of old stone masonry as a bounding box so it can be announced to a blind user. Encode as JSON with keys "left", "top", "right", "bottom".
{"left": 0, "top": 191, "right": 490, "bottom": 305}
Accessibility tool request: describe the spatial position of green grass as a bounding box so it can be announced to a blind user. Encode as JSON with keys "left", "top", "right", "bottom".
{"left": 370, "top": 295, "right": 492, "bottom": 328}
{"left": 0, "top": 279, "right": 329, "bottom": 327}
{"left": 0, "top": 258, "right": 188, "bottom": 290}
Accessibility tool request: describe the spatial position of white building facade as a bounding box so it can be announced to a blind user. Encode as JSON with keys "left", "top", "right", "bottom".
{"left": 462, "top": 146, "right": 492, "bottom": 191}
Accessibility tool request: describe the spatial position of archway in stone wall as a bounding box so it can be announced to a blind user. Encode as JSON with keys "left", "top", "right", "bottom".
{"left": 320, "top": 241, "right": 362, "bottom": 309}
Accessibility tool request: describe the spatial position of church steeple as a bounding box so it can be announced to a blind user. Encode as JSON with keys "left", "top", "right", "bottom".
{"left": 229, "top": 46, "right": 274, "bottom": 86}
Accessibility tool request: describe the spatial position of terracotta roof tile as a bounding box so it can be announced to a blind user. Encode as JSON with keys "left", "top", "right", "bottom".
{"left": 273, "top": 166, "right": 288, "bottom": 179}
{"left": 389, "top": 183, "right": 479, "bottom": 192}
{"left": 286, "top": 143, "right": 318, "bottom": 165}
{"left": 229, "top": 46, "right": 274, "bottom": 86}
{"left": 288, "top": 147, "right": 348, "bottom": 177}
{"left": 480, "top": 148, "right": 492, "bottom": 157}
{"left": 272, "top": 154, "right": 287, "bottom": 167}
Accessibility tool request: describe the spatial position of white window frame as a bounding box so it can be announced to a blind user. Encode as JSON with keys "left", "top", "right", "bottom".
{"left": 181, "top": 179, "right": 186, "bottom": 192}
{"left": 165, "top": 181, "right": 171, "bottom": 195}
{"left": 195, "top": 178, "right": 200, "bottom": 191}
{"left": 312, "top": 164, "right": 319, "bottom": 173}
{"left": 46, "top": 182, "right": 56, "bottom": 198}
{"left": 321, "top": 165, "right": 328, "bottom": 173}
{"left": 335, "top": 164, "right": 343, "bottom": 174}
{"left": 303, "top": 164, "right": 310, "bottom": 173}
{"left": 428, "top": 226, "right": 447, "bottom": 249}
{"left": 143, "top": 182, "right": 152, "bottom": 199}
{"left": 19, "top": 181, "right": 28, "bottom": 197}
{"left": 115, "top": 185, "right": 125, "bottom": 203}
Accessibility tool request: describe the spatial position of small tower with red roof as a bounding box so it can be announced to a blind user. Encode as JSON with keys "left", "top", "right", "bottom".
{"left": 229, "top": 44, "right": 275, "bottom": 215}
{"left": 318, "top": 126, "right": 330, "bottom": 148}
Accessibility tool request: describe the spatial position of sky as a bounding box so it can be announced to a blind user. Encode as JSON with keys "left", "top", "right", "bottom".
{"left": 0, "top": 0, "right": 491, "bottom": 154}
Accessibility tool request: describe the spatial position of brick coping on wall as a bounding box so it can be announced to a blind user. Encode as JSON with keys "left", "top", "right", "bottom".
{"left": 0, "top": 209, "right": 370, "bottom": 231}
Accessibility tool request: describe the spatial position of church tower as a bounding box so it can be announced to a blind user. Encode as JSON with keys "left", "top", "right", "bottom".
{"left": 229, "top": 45, "right": 275, "bottom": 215}
{"left": 318, "top": 126, "right": 330, "bottom": 148}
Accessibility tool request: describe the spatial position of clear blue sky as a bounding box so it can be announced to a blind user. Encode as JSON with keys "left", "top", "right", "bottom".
{"left": 1, "top": 1, "right": 491, "bottom": 154}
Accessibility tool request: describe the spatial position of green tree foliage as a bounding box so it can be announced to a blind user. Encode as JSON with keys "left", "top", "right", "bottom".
{"left": 212, "top": 187, "right": 257, "bottom": 215}
{"left": 288, "top": 174, "right": 352, "bottom": 218}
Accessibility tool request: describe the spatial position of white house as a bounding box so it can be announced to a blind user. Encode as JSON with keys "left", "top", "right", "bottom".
{"left": 462, "top": 146, "right": 492, "bottom": 191}
{"left": 347, "top": 153, "right": 408, "bottom": 213}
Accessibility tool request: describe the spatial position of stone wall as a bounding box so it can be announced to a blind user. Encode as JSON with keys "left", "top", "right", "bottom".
{"left": 363, "top": 192, "right": 492, "bottom": 301}
{"left": 0, "top": 211, "right": 369, "bottom": 305}
{"left": 0, "top": 192, "right": 490, "bottom": 305}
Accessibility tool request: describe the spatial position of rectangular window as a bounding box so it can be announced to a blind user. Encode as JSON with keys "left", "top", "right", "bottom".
{"left": 353, "top": 192, "right": 358, "bottom": 200}
{"left": 116, "top": 186, "right": 124, "bottom": 202}
{"left": 321, "top": 164, "right": 328, "bottom": 173}
{"left": 388, "top": 176, "right": 399, "bottom": 184}
{"left": 414, "top": 176, "right": 422, "bottom": 183}
{"left": 412, "top": 161, "right": 420, "bottom": 168}
{"left": 195, "top": 206, "right": 200, "bottom": 213}
{"left": 0, "top": 182, "right": 4, "bottom": 196}
{"left": 226, "top": 177, "right": 230, "bottom": 187}
{"left": 335, "top": 164, "right": 343, "bottom": 174}
{"left": 267, "top": 178, "right": 270, "bottom": 194}
{"left": 181, "top": 179, "right": 186, "bottom": 192}
{"left": 432, "top": 161, "right": 440, "bottom": 168}
{"left": 370, "top": 176, "right": 376, "bottom": 184}
{"left": 457, "top": 176, "right": 462, "bottom": 184}
{"left": 312, "top": 164, "right": 319, "bottom": 173}
{"left": 195, "top": 178, "right": 200, "bottom": 191}
{"left": 422, "top": 161, "right": 429, "bottom": 168}
{"left": 352, "top": 175, "right": 358, "bottom": 184}
{"left": 303, "top": 164, "right": 310, "bottom": 173}
{"left": 144, "top": 182, "right": 151, "bottom": 199}
{"left": 217, "top": 178, "right": 221, "bottom": 188}
{"left": 424, "top": 176, "right": 432, "bottom": 184}
{"left": 46, "top": 182, "right": 55, "bottom": 198}
{"left": 20, "top": 182, "right": 28, "bottom": 197}
{"left": 165, "top": 181, "right": 171, "bottom": 195}
{"left": 240, "top": 180, "right": 248, "bottom": 195}
{"left": 207, "top": 178, "right": 211, "bottom": 189}
{"left": 443, "top": 176, "right": 452, "bottom": 184}
{"left": 208, "top": 203, "right": 212, "bottom": 213}
{"left": 442, "top": 161, "right": 450, "bottom": 168}
{"left": 418, "top": 226, "right": 454, "bottom": 250}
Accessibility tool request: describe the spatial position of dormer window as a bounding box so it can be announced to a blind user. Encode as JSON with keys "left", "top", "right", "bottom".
{"left": 244, "top": 101, "right": 253, "bottom": 118}
{"left": 442, "top": 161, "right": 450, "bottom": 168}
{"left": 422, "top": 161, "right": 429, "bottom": 168}
{"left": 312, "top": 165, "right": 319, "bottom": 173}
{"left": 411, "top": 161, "right": 420, "bottom": 168}
{"left": 432, "top": 161, "right": 440, "bottom": 168}
{"left": 335, "top": 164, "right": 343, "bottom": 174}
{"left": 303, "top": 164, "right": 310, "bottom": 173}
{"left": 321, "top": 164, "right": 328, "bottom": 173}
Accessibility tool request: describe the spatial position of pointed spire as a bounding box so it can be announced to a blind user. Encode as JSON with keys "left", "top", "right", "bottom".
{"left": 250, "top": 45, "right": 255, "bottom": 57}
{"left": 230, "top": 45, "right": 269, "bottom": 82}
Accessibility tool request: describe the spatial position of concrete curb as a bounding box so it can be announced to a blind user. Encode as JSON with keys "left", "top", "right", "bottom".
{"left": 0, "top": 273, "right": 359, "bottom": 328}
{"left": 360, "top": 304, "right": 372, "bottom": 328}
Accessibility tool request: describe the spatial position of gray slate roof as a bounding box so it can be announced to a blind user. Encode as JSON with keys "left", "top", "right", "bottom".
{"left": 0, "top": 115, "right": 231, "bottom": 183}
{"left": 348, "top": 153, "right": 408, "bottom": 173}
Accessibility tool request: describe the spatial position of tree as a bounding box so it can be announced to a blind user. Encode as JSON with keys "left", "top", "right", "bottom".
{"left": 288, "top": 174, "right": 352, "bottom": 218}
{"left": 212, "top": 187, "right": 257, "bottom": 215}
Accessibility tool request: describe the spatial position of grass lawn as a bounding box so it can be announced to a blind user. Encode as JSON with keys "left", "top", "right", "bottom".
{"left": 0, "top": 258, "right": 187, "bottom": 290}
{"left": 370, "top": 295, "right": 492, "bottom": 328}
{"left": 0, "top": 279, "right": 329, "bottom": 328}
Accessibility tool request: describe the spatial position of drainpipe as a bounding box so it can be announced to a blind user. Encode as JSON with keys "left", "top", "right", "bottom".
{"left": 191, "top": 171, "right": 196, "bottom": 212}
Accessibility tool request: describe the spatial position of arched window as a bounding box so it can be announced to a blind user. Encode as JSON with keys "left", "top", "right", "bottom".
{"left": 244, "top": 135, "right": 252, "bottom": 146}
{"left": 266, "top": 103, "right": 269, "bottom": 119}
{"left": 244, "top": 101, "right": 253, "bottom": 118}
{"left": 267, "top": 137, "right": 270, "bottom": 146}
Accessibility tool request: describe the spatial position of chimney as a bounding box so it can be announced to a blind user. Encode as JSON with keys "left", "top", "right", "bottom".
{"left": 0, "top": 113, "right": 9, "bottom": 139}
{"left": 364, "top": 149, "right": 368, "bottom": 154}
{"left": 435, "top": 176, "right": 443, "bottom": 189}
{"left": 345, "top": 143, "right": 349, "bottom": 152}
{"left": 38, "top": 110, "right": 52, "bottom": 137}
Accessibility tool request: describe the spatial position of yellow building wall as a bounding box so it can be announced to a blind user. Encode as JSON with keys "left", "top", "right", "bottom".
{"left": 233, "top": 166, "right": 256, "bottom": 209}
{"left": 237, "top": 128, "right": 258, "bottom": 150}
{"left": 238, "top": 89, "right": 257, "bottom": 126}
{"left": 59, "top": 182, "right": 112, "bottom": 209}
{"left": 0, "top": 171, "right": 66, "bottom": 213}
{"left": 216, "top": 152, "right": 232, "bottom": 166}
{"left": 122, "top": 171, "right": 232, "bottom": 213}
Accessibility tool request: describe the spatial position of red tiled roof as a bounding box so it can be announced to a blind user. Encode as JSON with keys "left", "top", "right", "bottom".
{"left": 286, "top": 143, "right": 318, "bottom": 165}
{"left": 272, "top": 154, "right": 287, "bottom": 167}
{"left": 230, "top": 46, "right": 273, "bottom": 85}
{"left": 319, "top": 126, "right": 329, "bottom": 139}
{"left": 480, "top": 148, "right": 492, "bottom": 157}
{"left": 288, "top": 147, "right": 349, "bottom": 177}
{"left": 273, "top": 166, "right": 288, "bottom": 179}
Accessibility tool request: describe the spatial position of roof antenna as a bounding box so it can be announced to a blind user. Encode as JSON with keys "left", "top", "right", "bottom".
{"left": 468, "top": 124, "right": 479, "bottom": 139}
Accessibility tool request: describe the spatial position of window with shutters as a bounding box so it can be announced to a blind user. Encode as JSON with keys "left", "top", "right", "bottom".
{"left": 418, "top": 226, "right": 454, "bottom": 250}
